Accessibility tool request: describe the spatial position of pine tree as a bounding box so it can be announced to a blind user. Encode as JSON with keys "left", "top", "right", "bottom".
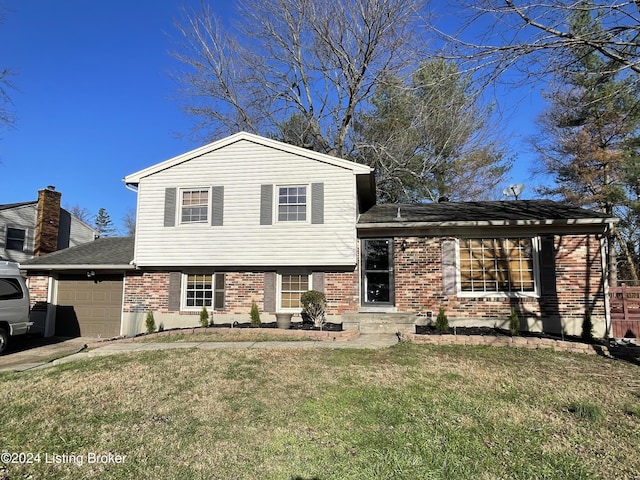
{"left": 534, "top": 3, "right": 640, "bottom": 285}
{"left": 94, "top": 208, "right": 117, "bottom": 237}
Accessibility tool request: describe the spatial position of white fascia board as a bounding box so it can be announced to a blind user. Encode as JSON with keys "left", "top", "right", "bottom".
{"left": 123, "top": 131, "right": 372, "bottom": 185}
{"left": 20, "top": 264, "right": 137, "bottom": 271}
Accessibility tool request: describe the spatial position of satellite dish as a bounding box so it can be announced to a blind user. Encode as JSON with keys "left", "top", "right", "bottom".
{"left": 502, "top": 183, "right": 525, "bottom": 200}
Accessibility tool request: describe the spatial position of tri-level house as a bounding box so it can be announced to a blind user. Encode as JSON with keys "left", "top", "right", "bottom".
{"left": 23, "top": 132, "right": 617, "bottom": 339}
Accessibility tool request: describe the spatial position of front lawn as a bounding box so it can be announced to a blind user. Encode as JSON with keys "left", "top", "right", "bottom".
{"left": 1, "top": 343, "right": 638, "bottom": 479}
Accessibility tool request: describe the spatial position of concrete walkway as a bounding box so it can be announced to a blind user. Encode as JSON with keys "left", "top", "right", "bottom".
{"left": 0, "top": 333, "right": 399, "bottom": 372}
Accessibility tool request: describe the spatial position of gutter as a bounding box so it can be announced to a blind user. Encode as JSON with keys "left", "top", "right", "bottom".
{"left": 21, "top": 264, "right": 137, "bottom": 271}
{"left": 357, "top": 218, "right": 619, "bottom": 229}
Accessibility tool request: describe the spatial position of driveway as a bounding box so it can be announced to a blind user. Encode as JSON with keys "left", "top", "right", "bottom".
{"left": 0, "top": 335, "right": 89, "bottom": 372}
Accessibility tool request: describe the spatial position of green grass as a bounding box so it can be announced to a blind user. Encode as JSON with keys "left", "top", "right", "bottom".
{"left": 140, "top": 330, "right": 316, "bottom": 343}
{"left": 0, "top": 343, "right": 638, "bottom": 479}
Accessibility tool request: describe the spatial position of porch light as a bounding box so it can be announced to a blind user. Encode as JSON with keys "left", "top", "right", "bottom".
{"left": 401, "top": 240, "right": 407, "bottom": 251}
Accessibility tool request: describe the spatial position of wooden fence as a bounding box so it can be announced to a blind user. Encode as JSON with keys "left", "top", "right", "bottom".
{"left": 609, "top": 284, "right": 640, "bottom": 338}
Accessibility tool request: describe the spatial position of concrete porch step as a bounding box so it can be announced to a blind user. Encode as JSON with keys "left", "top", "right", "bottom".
{"left": 342, "top": 312, "right": 430, "bottom": 334}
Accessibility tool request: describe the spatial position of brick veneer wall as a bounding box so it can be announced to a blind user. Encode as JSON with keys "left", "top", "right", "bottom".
{"left": 122, "top": 269, "right": 359, "bottom": 316}
{"left": 123, "top": 272, "right": 171, "bottom": 313}
{"left": 325, "top": 270, "right": 360, "bottom": 314}
{"left": 26, "top": 275, "right": 49, "bottom": 307}
{"left": 393, "top": 234, "right": 606, "bottom": 335}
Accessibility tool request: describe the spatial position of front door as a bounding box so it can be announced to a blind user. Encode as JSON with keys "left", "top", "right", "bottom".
{"left": 362, "top": 238, "right": 394, "bottom": 306}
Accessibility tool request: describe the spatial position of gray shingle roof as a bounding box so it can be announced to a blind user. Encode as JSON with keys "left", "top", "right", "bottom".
{"left": 21, "top": 237, "right": 134, "bottom": 268}
{"left": 0, "top": 201, "right": 36, "bottom": 211}
{"left": 358, "top": 200, "right": 615, "bottom": 225}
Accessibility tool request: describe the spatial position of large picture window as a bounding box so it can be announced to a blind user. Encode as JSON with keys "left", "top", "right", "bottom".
{"left": 278, "top": 186, "right": 307, "bottom": 222}
{"left": 180, "top": 189, "right": 209, "bottom": 224}
{"left": 279, "top": 273, "right": 310, "bottom": 309}
{"left": 458, "top": 238, "right": 536, "bottom": 294}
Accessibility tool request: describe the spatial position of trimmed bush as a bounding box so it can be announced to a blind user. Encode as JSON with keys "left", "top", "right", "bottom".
{"left": 200, "top": 305, "right": 210, "bottom": 328}
{"left": 250, "top": 301, "right": 261, "bottom": 327}
{"left": 301, "top": 290, "right": 327, "bottom": 328}
{"left": 435, "top": 307, "right": 449, "bottom": 333}
{"left": 145, "top": 310, "right": 156, "bottom": 334}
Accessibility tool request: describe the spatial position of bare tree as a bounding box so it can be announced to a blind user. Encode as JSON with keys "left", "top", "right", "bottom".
{"left": 172, "top": 0, "right": 427, "bottom": 158}
{"left": 66, "top": 204, "right": 92, "bottom": 224}
{"left": 0, "top": 7, "right": 16, "bottom": 131}
{"left": 430, "top": 1, "right": 640, "bottom": 88}
{"left": 122, "top": 208, "right": 136, "bottom": 237}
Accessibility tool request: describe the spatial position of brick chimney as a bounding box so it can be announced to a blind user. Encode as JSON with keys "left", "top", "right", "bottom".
{"left": 34, "top": 186, "right": 62, "bottom": 256}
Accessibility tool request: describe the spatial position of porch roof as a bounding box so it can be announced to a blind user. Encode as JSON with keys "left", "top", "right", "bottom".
{"left": 358, "top": 200, "right": 617, "bottom": 229}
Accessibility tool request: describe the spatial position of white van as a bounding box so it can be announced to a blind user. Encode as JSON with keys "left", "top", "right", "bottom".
{"left": 0, "top": 261, "right": 31, "bottom": 354}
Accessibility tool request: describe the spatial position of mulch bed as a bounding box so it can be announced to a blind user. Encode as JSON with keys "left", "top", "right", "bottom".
{"left": 208, "top": 321, "right": 344, "bottom": 332}
{"left": 414, "top": 325, "right": 609, "bottom": 346}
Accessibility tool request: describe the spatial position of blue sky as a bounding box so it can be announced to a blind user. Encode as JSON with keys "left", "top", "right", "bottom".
{"left": 0, "top": 1, "right": 542, "bottom": 233}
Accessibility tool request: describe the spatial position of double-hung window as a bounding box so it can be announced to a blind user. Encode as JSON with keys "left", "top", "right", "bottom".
{"left": 278, "top": 186, "right": 307, "bottom": 222}
{"left": 183, "top": 273, "right": 225, "bottom": 310}
{"left": 458, "top": 238, "right": 536, "bottom": 295}
{"left": 180, "top": 189, "right": 209, "bottom": 224}
{"left": 6, "top": 228, "right": 26, "bottom": 251}
{"left": 279, "top": 273, "right": 310, "bottom": 310}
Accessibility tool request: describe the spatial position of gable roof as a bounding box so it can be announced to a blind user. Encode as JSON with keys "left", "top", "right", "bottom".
{"left": 21, "top": 237, "right": 135, "bottom": 270}
{"left": 0, "top": 201, "right": 37, "bottom": 211}
{"left": 358, "top": 200, "right": 617, "bottom": 228}
{"left": 123, "top": 131, "right": 373, "bottom": 186}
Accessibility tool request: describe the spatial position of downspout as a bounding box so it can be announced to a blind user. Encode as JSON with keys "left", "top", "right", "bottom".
{"left": 600, "top": 224, "right": 612, "bottom": 339}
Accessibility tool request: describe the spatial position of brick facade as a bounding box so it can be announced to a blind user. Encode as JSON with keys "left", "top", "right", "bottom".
{"left": 392, "top": 234, "right": 606, "bottom": 335}
{"left": 26, "top": 275, "right": 49, "bottom": 307}
{"left": 123, "top": 272, "right": 171, "bottom": 313}
{"left": 122, "top": 270, "right": 359, "bottom": 317}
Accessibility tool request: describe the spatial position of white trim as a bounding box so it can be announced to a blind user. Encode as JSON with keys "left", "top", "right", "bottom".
{"left": 123, "top": 131, "right": 372, "bottom": 185}
{"left": 455, "top": 236, "right": 541, "bottom": 299}
{"left": 180, "top": 272, "right": 215, "bottom": 311}
{"left": 275, "top": 184, "right": 310, "bottom": 224}
{"left": 179, "top": 187, "right": 211, "bottom": 225}
{"left": 276, "top": 272, "right": 311, "bottom": 312}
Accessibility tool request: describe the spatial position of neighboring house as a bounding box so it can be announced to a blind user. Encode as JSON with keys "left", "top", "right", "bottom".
{"left": 0, "top": 186, "right": 97, "bottom": 263}
{"left": 22, "top": 132, "right": 617, "bottom": 339}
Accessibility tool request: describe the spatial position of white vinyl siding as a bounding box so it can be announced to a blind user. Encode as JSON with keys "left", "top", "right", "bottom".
{"left": 133, "top": 140, "right": 360, "bottom": 267}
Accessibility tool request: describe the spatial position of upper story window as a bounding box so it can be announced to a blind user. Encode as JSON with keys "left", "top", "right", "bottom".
{"left": 278, "top": 186, "right": 307, "bottom": 222}
{"left": 181, "top": 189, "right": 209, "bottom": 224}
{"left": 458, "top": 238, "right": 536, "bottom": 295}
{"left": 6, "top": 228, "right": 26, "bottom": 251}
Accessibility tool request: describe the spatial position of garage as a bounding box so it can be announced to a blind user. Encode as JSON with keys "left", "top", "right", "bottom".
{"left": 55, "top": 275, "right": 123, "bottom": 338}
